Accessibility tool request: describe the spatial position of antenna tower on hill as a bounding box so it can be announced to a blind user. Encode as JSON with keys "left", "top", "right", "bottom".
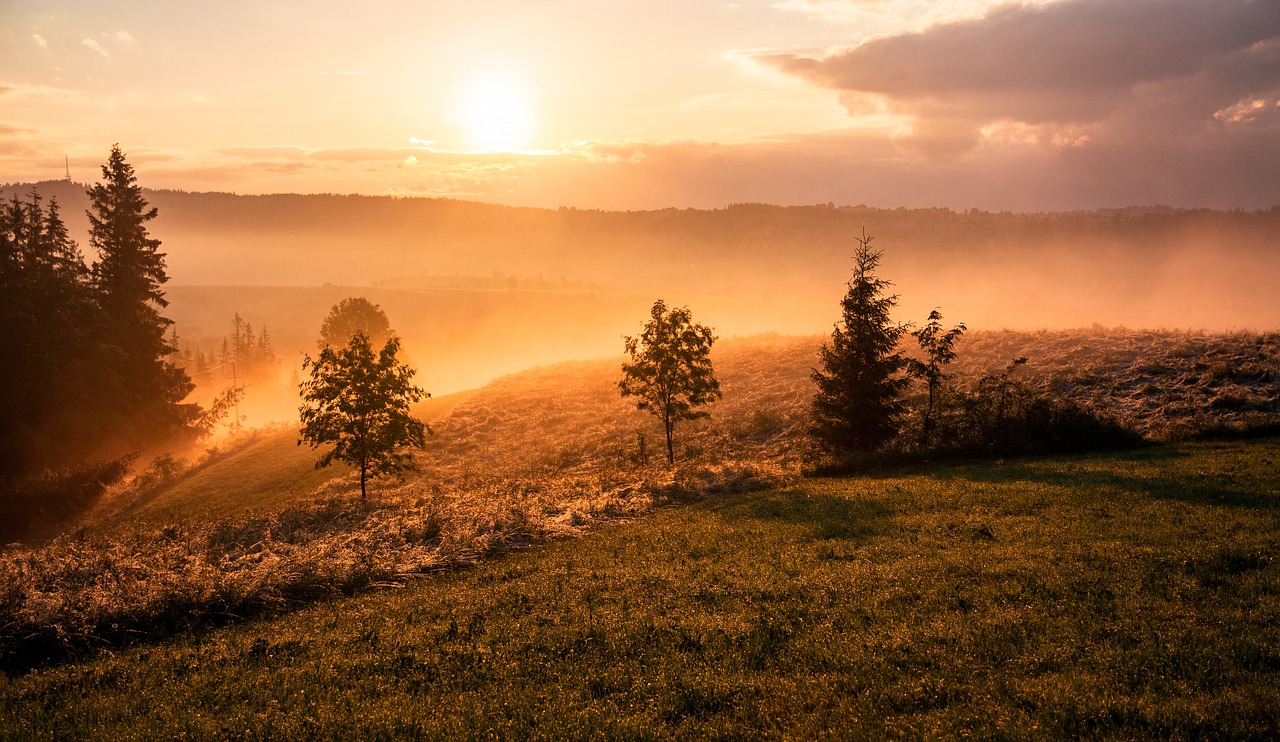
{"left": 64, "top": 155, "right": 71, "bottom": 182}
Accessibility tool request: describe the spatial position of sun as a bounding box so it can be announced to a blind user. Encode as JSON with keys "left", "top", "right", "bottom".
{"left": 457, "top": 77, "right": 535, "bottom": 152}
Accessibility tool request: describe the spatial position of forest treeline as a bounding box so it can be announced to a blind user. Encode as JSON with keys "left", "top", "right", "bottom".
{"left": 0, "top": 148, "right": 211, "bottom": 497}
{"left": 3, "top": 180, "right": 1277, "bottom": 331}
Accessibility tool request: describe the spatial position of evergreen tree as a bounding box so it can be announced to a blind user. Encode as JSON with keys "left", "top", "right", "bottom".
{"left": 810, "top": 230, "right": 909, "bottom": 455}
{"left": 87, "top": 144, "right": 197, "bottom": 449}
{"left": 0, "top": 191, "right": 99, "bottom": 478}
{"left": 619, "top": 299, "right": 722, "bottom": 465}
{"left": 298, "top": 333, "right": 429, "bottom": 499}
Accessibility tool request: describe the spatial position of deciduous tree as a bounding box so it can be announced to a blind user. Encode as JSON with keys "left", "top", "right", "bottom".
{"left": 319, "top": 297, "right": 391, "bottom": 350}
{"left": 906, "top": 309, "right": 966, "bottom": 448}
{"left": 619, "top": 299, "right": 721, "bottom": 465}
{"left": 299, "top": 332, "right": 428, "bottom": 499}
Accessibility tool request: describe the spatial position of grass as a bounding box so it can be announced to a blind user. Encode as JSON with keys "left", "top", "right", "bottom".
{"left": 4, "top": 437, "right": 1278, "bottom": 738}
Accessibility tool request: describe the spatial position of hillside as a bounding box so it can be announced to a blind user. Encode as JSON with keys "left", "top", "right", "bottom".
{"left": 110, "top": 327, "right": 1280, "bottom": 524}
{"left": 5, "top": 438, "right": 1279, "bottom": 737}
{"left": 3, "top": 328, "right": 1277, "bottom": 675}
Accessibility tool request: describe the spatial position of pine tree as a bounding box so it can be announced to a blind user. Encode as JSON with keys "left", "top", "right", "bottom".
{"left": 87, "top": 144, "right": 197, "bottom": 450}
{"left": 0, "top": 191, "right": 99, "bottom": 477}
{"left": 810, "top": 230, "right": 909, "bottom": 456}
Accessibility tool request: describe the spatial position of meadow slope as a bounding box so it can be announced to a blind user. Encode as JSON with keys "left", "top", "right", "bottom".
{"left": 3, "top": 438, "right": 1278, "bottom": 738}
{"left": 2, "top": 328, "right": 1277, "bottom": 677}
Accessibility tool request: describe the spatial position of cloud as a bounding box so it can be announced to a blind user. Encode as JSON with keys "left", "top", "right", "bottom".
{"left": 81, "top": 38, "right": 110, "bottom": 58}
{"left": 0, "top": 123, "right": 37, "bottom": 136}
{"left": 757, "top": 0, "right": 1280, "bottom": 158}
{"left": 115, "top": 31, "right": 136, "bottom": 45}
{"left": 32, "top": 34, "right": 48, "bottom": 49}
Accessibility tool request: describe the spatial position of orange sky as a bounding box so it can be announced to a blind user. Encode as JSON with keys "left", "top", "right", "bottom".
{"left": 3, "top": 0, "right": 1278, "bottom": 210}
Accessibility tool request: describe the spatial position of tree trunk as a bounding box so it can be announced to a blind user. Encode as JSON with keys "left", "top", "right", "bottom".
{"left": 360, "top": 460, "right": 368, "bottom": 500}
{"left": 665, "top": 417, "right": 674, "bottom": 465}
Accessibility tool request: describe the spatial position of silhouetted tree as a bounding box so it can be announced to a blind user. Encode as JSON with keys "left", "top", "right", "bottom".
{"left": 906, "top": 309, "right": 966, "bottom": 448}
{"left": 810, "top": 230, "right": 909, "bottom": 455}
{"left": 0, "top": 190, "right": 101, "bottom": 478}
{"left": 223, "top": 312, "right": 277, "bottom": 379}
{"left": 619, "top": 299, "right": 721, "bottom": 465}
{"left": 88, "top": 144, "right": 198, "bottom": 449}
{"left": 319, "top": 297, "right": 391, "bottom": 350}
{"left": 298, "top": 333, "right": 429, "bottom": 499}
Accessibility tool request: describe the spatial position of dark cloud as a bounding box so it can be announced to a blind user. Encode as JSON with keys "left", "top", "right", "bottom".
{"left": 758, "top": 0, "right": 1280, "bottom": 157}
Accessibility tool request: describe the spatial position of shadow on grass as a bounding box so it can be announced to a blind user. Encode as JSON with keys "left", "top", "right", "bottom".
{"left": 711, "top": 486, "right": 893, "bottom": 542}
{"left": 929, "top": 439, "right": 1279, "bottom": 509}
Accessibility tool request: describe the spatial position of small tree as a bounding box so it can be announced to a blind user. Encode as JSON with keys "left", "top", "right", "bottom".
{"left": 810, "top": 230, "right": 909, "bottom": 456}
{"left": 619, "top": 299, "right": 721, "bottom": 465}
{"left": 298, "top": 332, "right": 429, "bottom": 499}
{"left": 906, "top": 309, "right": 966, "bottom": 448}
{"left": 319, "top": 297, "right": 391, "bottom": 350}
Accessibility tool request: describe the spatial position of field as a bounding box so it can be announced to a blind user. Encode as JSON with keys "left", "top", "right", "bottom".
{"left": 2, "top": 328, "right": 1279, "bottom": 736}
{"left": 3, "top": 438, "right": 1278, "bottom": 738}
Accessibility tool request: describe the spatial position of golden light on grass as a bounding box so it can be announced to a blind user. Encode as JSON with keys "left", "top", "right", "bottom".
{"left": 457, "top": 75, "right": 535, "bottom": 152}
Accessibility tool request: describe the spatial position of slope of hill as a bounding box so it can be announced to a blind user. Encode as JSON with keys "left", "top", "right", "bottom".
{"left": 5, "top": 437, "right": 1279, "bottom": 737}
{"left": 3, "top": 329, "right": 1277, "bottom": 673}
{"left": 110, "top": 328, "right": 1280, "bottom": 524}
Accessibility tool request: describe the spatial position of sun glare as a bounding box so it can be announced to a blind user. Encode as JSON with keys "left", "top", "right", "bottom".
{"left": 458, "top": 77, "right": 535, "bottom": 152}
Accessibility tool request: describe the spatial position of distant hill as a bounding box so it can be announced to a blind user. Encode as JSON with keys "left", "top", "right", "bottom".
{"left": 5, "top": 180, "right": 1280, "bottom": 332}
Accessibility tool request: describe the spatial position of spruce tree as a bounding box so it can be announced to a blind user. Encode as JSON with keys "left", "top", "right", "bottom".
{"left": 87, "top": 145, "right": 197, "bottom": 449}
{"left": 810, "top": 230, "right": 909, "bottom": 456}
{"left": 0, "top": 192, "right": 99, "bottom": 477}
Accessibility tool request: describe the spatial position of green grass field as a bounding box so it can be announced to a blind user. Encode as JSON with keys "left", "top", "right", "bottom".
{"left": 5, "top": 437, "right": 1277, "bottom": 738}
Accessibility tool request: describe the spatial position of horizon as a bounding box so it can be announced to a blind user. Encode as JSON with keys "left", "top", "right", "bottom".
{"left": 4, "top": 0, "right": 1279, "bottom": 211}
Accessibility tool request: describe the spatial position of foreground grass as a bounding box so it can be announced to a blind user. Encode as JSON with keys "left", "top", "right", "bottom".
{"left": 4, "top": 439, "right": 1279, "bottom": 738}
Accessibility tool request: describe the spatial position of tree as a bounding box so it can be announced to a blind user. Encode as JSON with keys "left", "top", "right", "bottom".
{"left": 0, "top": 190, "right": 103, "bottom": 478}
{"left": 88, "top": 144, "right": 197, "bottom": 449}
{"left": 619, "top": 299, "right": 721, "bottom": 465}
{"left": 810, "top": 230, "right": 910, "bottom": 456}
{"left": 906, "top": 309, "right": 966, "bottom": 448}
{"left": 319, "top": 297, "right": 391, "bottom": 350}
{"left": 298, "top": 332, "right": 429, "bottom": 499}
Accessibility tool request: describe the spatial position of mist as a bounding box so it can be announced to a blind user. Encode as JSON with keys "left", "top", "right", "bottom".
{"left": 5, "top": 180, "right": 1277, "bottom": 432}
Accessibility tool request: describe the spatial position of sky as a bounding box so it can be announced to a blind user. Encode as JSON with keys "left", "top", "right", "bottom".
{"left": 2, "top": 0, "right": 1279, "bottom": 210}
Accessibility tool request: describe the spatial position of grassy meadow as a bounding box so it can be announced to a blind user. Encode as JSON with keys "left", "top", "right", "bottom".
{"left": 2, "top": 328, "right": 1278, "bottom": 736}
{"left": 3, "top": 437, "right": 1278, "bottom": 738}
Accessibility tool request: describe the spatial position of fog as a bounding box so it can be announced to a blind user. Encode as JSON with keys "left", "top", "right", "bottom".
{"left": 5, "top": 180, "right": 1277, "bottom": 431}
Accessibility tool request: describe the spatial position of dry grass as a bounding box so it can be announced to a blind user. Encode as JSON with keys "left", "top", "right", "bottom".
{"left": 2, "top": 328, "right": 1277, "bottom": 672}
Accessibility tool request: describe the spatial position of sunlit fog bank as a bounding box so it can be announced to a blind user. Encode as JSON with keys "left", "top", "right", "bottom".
{"left": 6, "top": 181, "right": 1276, "bottom": 431}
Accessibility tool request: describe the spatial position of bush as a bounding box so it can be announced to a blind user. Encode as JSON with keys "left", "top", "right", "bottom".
{"left": 925, "top": 359, "right": 1143, "bottom": 456}
{"left": 0, "top": 457, "right": 133, "bottom": 543}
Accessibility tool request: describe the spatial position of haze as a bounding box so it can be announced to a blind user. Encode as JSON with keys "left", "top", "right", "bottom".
{"left": 3, "top": 0, "right": 1278, "bottom": 210}
{"left": 3, "top": 0, "right": 1279, "bottom": 426}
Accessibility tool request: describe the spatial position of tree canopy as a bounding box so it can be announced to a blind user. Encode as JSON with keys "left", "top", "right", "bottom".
{"left": 298, "top": 332, "right": 429, "bottom": 499}
{"left": 319, "top": 297, "right": 392, "bottom": 350}
{"left": 619, "top": 299, "right": 721, "bottom": 464}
